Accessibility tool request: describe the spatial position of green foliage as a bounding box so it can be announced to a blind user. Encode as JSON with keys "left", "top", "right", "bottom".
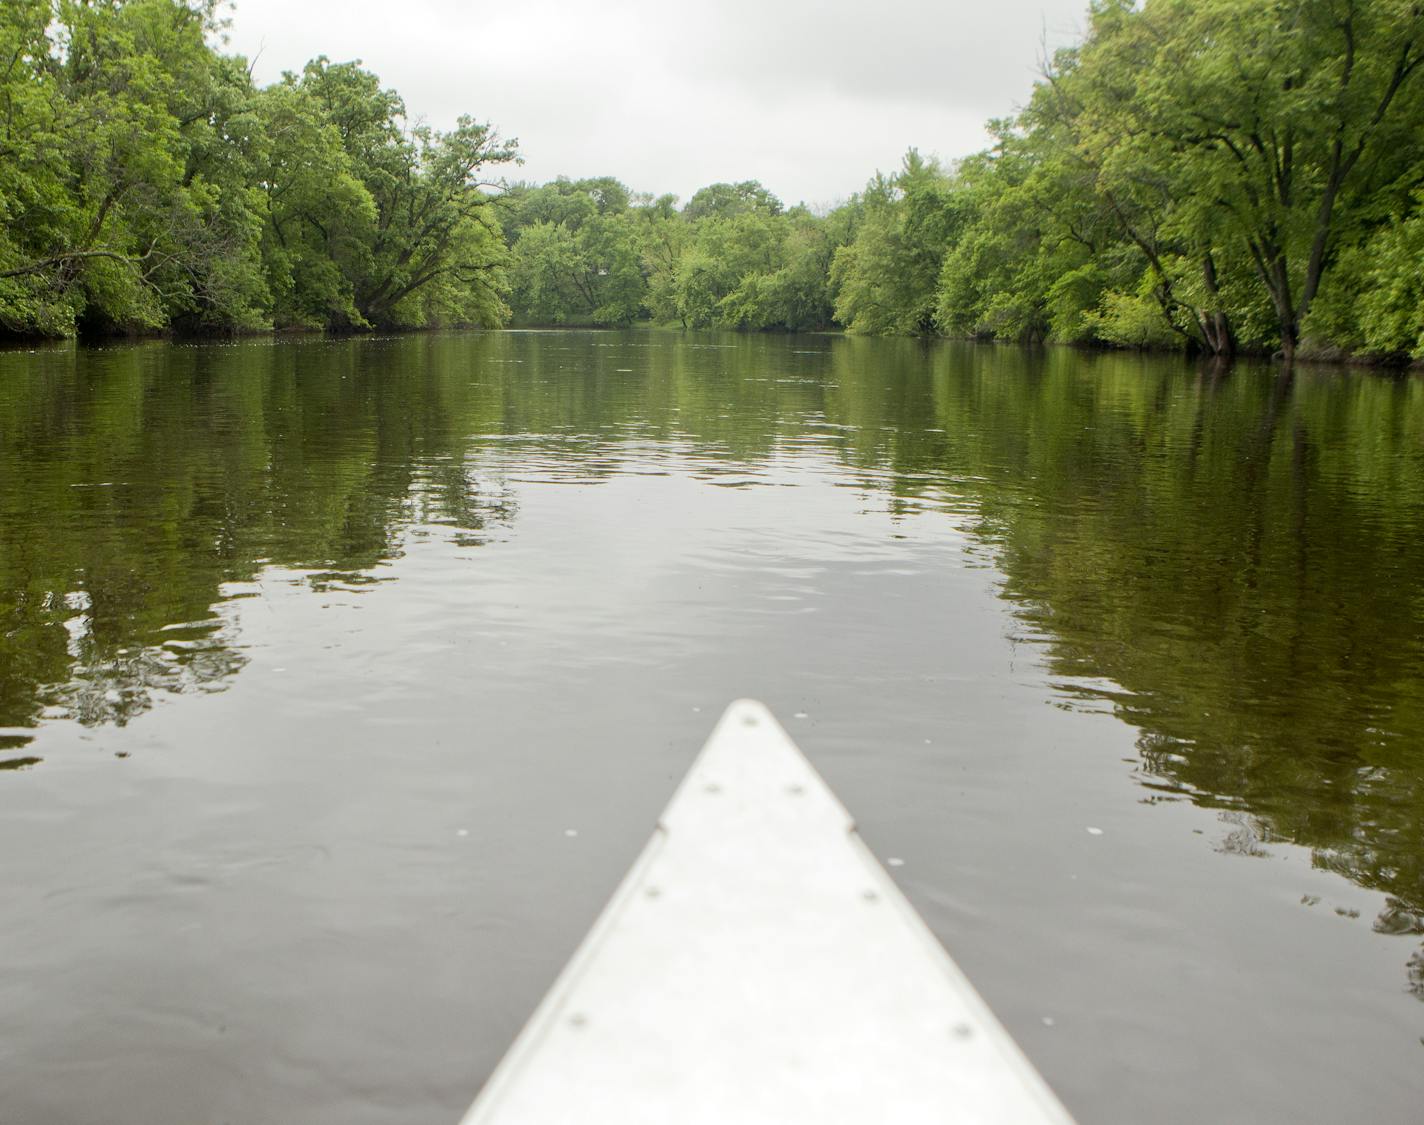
{"left": 670, "top": 211, "right": 784, "bottom": 327}
{"left": 830, "top": 152, "right": 966, "bottom": 336}
{"left": 498, "top": 179, "right": 644, "bottom": 325}
{"left": 1085, "top": 287, "right": 1180, "bottom": 351}
{"left": 498, "top": 177, "right": 843, "bottom": 331}
{"left": 935, "top": 145, "right": 1064, "bottom": 343}
{"left": 1310, "top": 193, "right": 1424, "bottom": 359}
{"left": 7, "top": 0, "right": 1424, "bottom": 357}
{"left": 0, "top": 1, "right": 517, "bottom": 339}
{"left": 296, "top": 59, "right": 517, "bottom": 329}
{"left": 931, "top": 0, "right": 1424, "bottom": 359}
{"left": 251, "top": 81, "right": 375, "bottom": 329}
{"left": 683, "top": 181, "right": 783, "bottom": 221}
{"left": 718, "top": 208, "right": 840, "bottom": 331}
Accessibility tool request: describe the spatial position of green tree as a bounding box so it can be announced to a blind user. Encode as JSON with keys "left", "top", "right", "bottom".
{"left": 1311, "top": 192, "right": 1424, "bottom": 358}
{"left": 500, "top": 177, "right": 645, "bottom": 324}
{"left": 683, "top": 180, "right": 783, "bottom": 221}
{"left": 833, "top": 151, "right": 966, "bottom": 335}
{"left": 1072, "top": 0, "right": 1424, "bottom": 360}
{"left": 667, "top": 209, "right": 786, "bottom": 328}
{"left": 719, "top": 206, "right": 841, "bottom": 331}
{"left": 297, "top": 58, "right": 518, "bottom": 329}
{"left": 0, "top": 7, "right": 518, "bottom": 340}
{"left": 0, "top": 0, "right": 261, "bottom": 336}
{"left": 251, "top": 81, "right": 375, "bottom": 329}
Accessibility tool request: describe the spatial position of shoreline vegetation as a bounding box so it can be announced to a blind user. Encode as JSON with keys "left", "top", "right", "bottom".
{"left": 3, "top": 2, "right": 1423, "bottom": 365}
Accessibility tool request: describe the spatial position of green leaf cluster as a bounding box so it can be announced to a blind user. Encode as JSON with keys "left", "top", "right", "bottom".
{"left": 497, "top": 177, "right": 846, "bottom": 332}
{"left": 930, "top": 0, "right": 1424, "bottom": 360}
{"left": 0, "top": 1, "right": 518, "bottom": 339}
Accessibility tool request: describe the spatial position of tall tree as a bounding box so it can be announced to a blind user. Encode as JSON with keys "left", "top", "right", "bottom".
{"left": 298, "top": 59, "right": 518, "bottom": 329}
{"left": 1081, "top": 0, "right": 1424, "bottom": 359}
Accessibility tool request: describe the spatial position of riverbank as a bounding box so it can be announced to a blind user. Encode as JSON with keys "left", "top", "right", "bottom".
{"left": 7, "top": 319, "right": 1421, "bottom": 372}
{"left": 7, "top": 2, "right": 1423, "bottom": 364}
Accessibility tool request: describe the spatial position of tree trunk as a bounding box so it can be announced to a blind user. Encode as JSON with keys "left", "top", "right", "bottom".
{"left": 1199, "top": 254, "right": 1234, "bottom": 357}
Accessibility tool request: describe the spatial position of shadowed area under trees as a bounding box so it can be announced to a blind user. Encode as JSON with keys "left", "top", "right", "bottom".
{"left": 4, "top": 0, "right": 1424, "bottom": 361}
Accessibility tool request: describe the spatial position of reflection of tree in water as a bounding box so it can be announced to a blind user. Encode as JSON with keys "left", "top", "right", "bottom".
{"left": 0, "top": 328, "right": 836, "bottom": 754}
{"left": 1374, "top": 899, "right": 1424, "bottom": 936}
{"left": 1408, "top": 949, "right": 1424, "bottom": 1000}
{"left": 689, "top": 338, "right": 1424, "bottom": 1002}
{"left": 4, "top": 330, "right": 1424, "bottom": 997}
{"left": 0, "top": 336, "right": 523, "bottom": 749}
{"left": 41, "top": 613, "right": 247, "bottom": 729}
{"left": 1212, "top": 812, "right": 1273, "bottom": 859}
{"left": 799, "top": 339, "right": 1424, "bottom": 1000}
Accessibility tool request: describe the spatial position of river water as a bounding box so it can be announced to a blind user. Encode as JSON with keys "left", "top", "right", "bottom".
{"left": 1, "top": 330, "right": 1421, "bottom": 1123}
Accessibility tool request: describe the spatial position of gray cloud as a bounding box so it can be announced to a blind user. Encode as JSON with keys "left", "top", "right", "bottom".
{"left": 225, "top": 0, "right": 1087, "bottom": 206}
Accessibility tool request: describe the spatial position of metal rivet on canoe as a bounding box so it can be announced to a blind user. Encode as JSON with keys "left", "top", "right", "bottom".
{"left": 568, "top": 1013, "right": 588, "bottom": 1028}
{"left": 703, "top": 782, "right": 721, "bottom": 794}
{"left": 861, "top": 890, "right": 879, "bottom": 903}
{"left": 785, "top": 784, "right": 805, "bottom": 796}
{"left": 645, "top": 886, "right": 661, "bottom": 899}
{"left": 741, "top": 714, "right": 758, "bottom": 727}
{"left": 952, "top": 1023, "right": 974, "bottom": 1039}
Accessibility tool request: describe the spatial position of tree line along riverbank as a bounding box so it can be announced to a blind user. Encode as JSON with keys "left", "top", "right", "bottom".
{"left": 3, "top": 0, "right": 1423, "bottom": 363}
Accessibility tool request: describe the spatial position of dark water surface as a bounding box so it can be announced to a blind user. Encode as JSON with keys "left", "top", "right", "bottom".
{"left": 2, "top": 330, "right": 1422, "bottom": 1123}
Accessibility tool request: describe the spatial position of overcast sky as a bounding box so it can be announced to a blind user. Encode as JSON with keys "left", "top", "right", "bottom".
{"left": 224, "top": 0, "right": 1089, "bottom": 208}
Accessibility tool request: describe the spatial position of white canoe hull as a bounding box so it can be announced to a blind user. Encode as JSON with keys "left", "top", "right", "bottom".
{"left": 462, "top": 699, "right": 1076, "bottom": 1124}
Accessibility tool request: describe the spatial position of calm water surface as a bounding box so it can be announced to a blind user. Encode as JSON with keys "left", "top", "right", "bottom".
{"left": 1, "top": 330, "right": 1422, "bottom": 1123}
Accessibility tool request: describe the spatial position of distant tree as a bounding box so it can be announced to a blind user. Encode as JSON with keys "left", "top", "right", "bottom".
{"left": 251, "top": 81, "right": 376, "bottom": 329}
{"left": 832, "top": 151, "right": 966, "bottom": 335}
{"left": 719, "top": 207, "right": 841, "bottom": 331}
{"left": 683, "top": 180, "right": 783, "bottom": 221}
{"left": 500, "top": 177, "right": 643, "bottom": 324}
